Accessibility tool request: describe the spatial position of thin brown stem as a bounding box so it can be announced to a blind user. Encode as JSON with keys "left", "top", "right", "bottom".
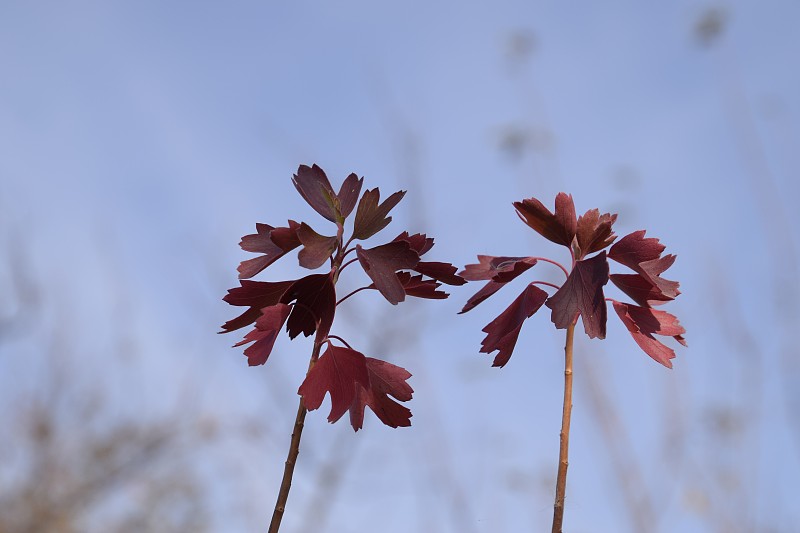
{"left": 268, "top": 338, "right": 324, "bottom": 533}
{"left": 552, "top": 322, "right": 575, "bottom": 533}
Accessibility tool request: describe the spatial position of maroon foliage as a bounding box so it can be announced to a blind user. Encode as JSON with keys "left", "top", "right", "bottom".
{"left": 612, "top": 301, "right": 687, "bottom": 368}
{"left": 461, "top": 256, "right": 537, "bottom": 283}
{"left": 609, "top": 230, "right": 680, "bottom": 300}
{"left": 237, "top": 221, "right": 301, "bottom": 279}
{"left": 513, "top": 193, "right": 577, "bottom": 248}
{"left": 356, "top": 242, "right": 420, "bottom": 304}
{"left": 280, "top": 274, "right": 336, "bottom": 340}
{"left": 352, "top": 189, "right": 406, "bottom": 240}
{"left": 546, "top": 252, "right": 610, "bottom": 339}
{"left": 298, "top": 345, "right": 370, "bottom": 423}
{"left": 297, "top": 223, "right": 337, "bottom": 269}
{"left": 234, "top": 304, "right": 292, "bottom": 366}
{"left": 349, "top": 358, "right": 414, "bottom": 431}
{"left": 480, "top": 284, "right": 548, "bottom": 367}
{"left": 575, "top": 209, "right": 617, "bottom": 260}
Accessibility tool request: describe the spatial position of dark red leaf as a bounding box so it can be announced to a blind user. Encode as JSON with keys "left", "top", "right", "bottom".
{"left": 393, "top": 232, "right": 434, "bottom": 256}
{"left": 546, "top": 251, "right": 609, "bottom": 339}
{"left": 513, "top": 193, "right": 577, "bottom": 248}
{"left": 349, "top": 358, "right": 413, "bottom": 431}
{"left": 352, "top": 188, "right": 406, "bottom": 240}
{"left": 394, "top": 272, "right": 448, "bottom": 299}
{"left": 479, "top": 284, "right": 549, "bottom": 367}
{"left": 234, "top": 304, "right": 291, "bottom": 366}
{"left": 609, "top": 273, "right": 673, "bottom": 307}
{"left": 575, "top": 209, "right": 617, "bottom": 259}
{"left": 459, "top": 280, "right": 506, "bottom": 314}
{"left": 460, "top": 255, "right": 537, "bottom": 283}
{"left": 280, "top": 274, "right": 336, "bottom": 339}
{"left": 297, "top": 223, "right": 337, "bottom": 269}
{"left": 356, "top": 242, "right": 420, "bottom": 305}
{"left": 608, "top": 230, "right": 680, "bottom": 300}
{"left": 337, "top": 173, "right": 363, "bottom": 219}
{"left": 237, "top": 221, "right": 301, "bottom": 279}
{"left": 220, "top": 280, "right": 295, "bottom": 333}
{"left": 612, "top": 301, "right": 686, "bottom": 368}
{"left": 412, "top": 261, "right": 466, "bottom": 286}
{"left": 298, "top": 345, "right": 370, "bottom": 423}
{"left": 292, "top": 164, "right": 338, "bottom": 222}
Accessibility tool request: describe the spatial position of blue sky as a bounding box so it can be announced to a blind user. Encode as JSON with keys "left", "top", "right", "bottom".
{"left": 2, "top": 1, "right": 799, "bottom": 531}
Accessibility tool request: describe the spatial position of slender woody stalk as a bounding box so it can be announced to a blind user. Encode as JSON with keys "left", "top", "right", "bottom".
{"left": 268, "top": 339, "right": 323, "bottom": 533}
{"left": 552, "top": 322, "right": 576, "bottom": 533}
{"left": 269, "top": 233, "right": 347, "bottom": 533}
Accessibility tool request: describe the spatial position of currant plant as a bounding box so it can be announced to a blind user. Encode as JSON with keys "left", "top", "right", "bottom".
{"left": 460, "top": 193, "right": 686, "bottom": 533}
{"left": 220, "top": 165, "right": 464, "bottom": 532}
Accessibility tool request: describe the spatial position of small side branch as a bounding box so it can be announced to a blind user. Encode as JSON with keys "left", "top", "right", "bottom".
{"left": 552, "top": 322, "right": 576, "bottom": 533}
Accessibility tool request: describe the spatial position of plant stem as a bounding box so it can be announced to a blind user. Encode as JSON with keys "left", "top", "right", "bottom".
{"left": 552, "top": 322, "right": 576, "bottom": 533}
{"left": 268, "top": 338, "right": 324, "bottom": 533}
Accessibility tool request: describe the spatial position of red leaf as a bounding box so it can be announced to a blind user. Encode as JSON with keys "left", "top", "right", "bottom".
{"left": 352, "top": 188, "right": 406, "bottom": 240}
{"left": 513, "top": 193, "right": 577, "bottom": 248}
{"left": 608, "top": 231, "right": 680, "bottom": 300}
{"left": 459, "top": 280, "right": 506, "bottom": 314}
{"left": 237, "top": 221, "right": 301, "bottom": 279}
{"left": 412, "top": 261, "right": 466, "bottom": 286}
{"left": 546, "top": 252, "right": 610, "bottom": 339}
{"left": 280, "top": 274, "right": 336, "bottom": 339}
{"left": 297, "top": 222, "right": 337, "bottom": 269}
{"left": 575, "top": 209, "right": 617, "bottom": 259}
{"left": 234, "top": 304, "right": 291, "bottom": 366}
{"left": 292, "top": 164, "right": 338, "bottom": 222}
{"left": 460, "top": 255, "right": 537, "bottom": 283}
{"left": 609, "top": 273, "right": 673, "bottom": 307}
{"left": 220, "top": 280, "right": 295, "bottom": 333}
{"left": 393, "top": 232, "right": 434, "bottom": 256}
{"left": 356, "top": 242, "right": 420, "bottom": 305}
{"left": 394, "top": 272, "right": 448, "bottom": 299}
{"left": 337, "top": 173, "right": 364, "bottom": 219}
{"left": 612, "top": 301, "right": 686, "bottom": 368}
{"left": 479, "top": 284, "right": 549, "bottom": 367}
{"left": 349, "top": 358, "right": 414, "bottom": 431}
{"left": 298, "top": 345, "right": 370, "bottom": 423}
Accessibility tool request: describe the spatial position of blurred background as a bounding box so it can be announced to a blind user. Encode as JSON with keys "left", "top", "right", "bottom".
{"left": 1, "top": 1, "right": 799, "bottom": 532}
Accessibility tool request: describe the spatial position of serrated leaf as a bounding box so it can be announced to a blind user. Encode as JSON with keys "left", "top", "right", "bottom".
{"left": 296, "top": 223, "right": 337, "bottom": 269}
{"left": 393, "top": 232, "right": 434, "bottom": 256}
{"left": 608, "top": 230, "right": 680, "bottom": 300}
{"left": 546, "top": 251, "right": 609, "bottom": 339}
{"left": 382, "top": 272, "right": 449, "bottom": 299}
{"left": 292, "top": 164, "right": 338, "bottom": 222}
{"left": 609, "top": 273, "right": 673, "bottom": 307}
{"left": 460, "top": 255, "right": 537, "bottom": 282}
{"left": 349, "top": 358, "right": 414, "bottom": 431}
{"left": 337, "top": 173, "right": 363, "bottom": 219}
{"left": 233, "top": 303, "right": 291, "bottom": 366}
{"left": 356, "top": 242, "right": 420, "bottom": 305}
{"left": 298, "top": 345, "right": 370, "bottom": 423}
{"left": 220, "top": 280, "right": 295, "bottom": 333}
{"left": 479, "top": 284, "right": 549, "bottom": 367}
{"left": 612, "top": 301, "right": 686, "bottom": 368}
{"left": 575, "top": 209, "right": 617, "bottom": 259}
{"left": 280, "top": 274, "right": 336, "bottom": 339}
{"left": 513, "top": 193, "right": 577, "bottom": 248}
{"left": 352, "top": 188, "right": 406, "bottom": 240}
{"left": 237, "top": 221, "right": 301, "bottom": 279}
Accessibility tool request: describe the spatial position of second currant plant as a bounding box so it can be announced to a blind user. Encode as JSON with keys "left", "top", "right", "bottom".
{"left": 220, "top": 165, "right": 464, "bottom": 533}
{"left": 460, "top": 193, "right": 686, "bottom": 533}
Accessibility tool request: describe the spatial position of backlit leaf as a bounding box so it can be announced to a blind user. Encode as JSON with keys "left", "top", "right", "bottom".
{"left": 349, "top": 358, "right": 413, "bottom": 431}
{"left": 513, "top": 193, "right": 577, "bottom": 248}
{"left": 612, "top": 301, "right": 686, "bottom": 368}
{"left": 297, "top": 223, "right": 337, "bottom": 269}
{"left": 480, "top": 284, "right": 549, "bottom": 367}
{"left": 608, "top": 230, "right": 680, "bottom": 300}
{"left": 545, "top": 252, "right": 609, "bottom": 339}
{"left": 356, "top": 242, "right": 420, "bottom": 304}
{"left": 234, "top": 304, "right": 291, "bottom": 366}
{"left": 280, "top": 274, "right": 336, "bottom": 339}
{"left": 237, "top": 221, "right": 301, "bottom": 279}
{"left": 220, "top": 280, "right": 295, "bottom": 333}
{"left": 292, "top": 164, "right": 338, "bottom": 222}
{"left": 575, "top": 209, "right": 617, "bottom": 259}
{"left": 298, "top": 345, "right": 370, "bottom": 423}
{"left": 352, "top": 188, "right": 406, "bottom": 240}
